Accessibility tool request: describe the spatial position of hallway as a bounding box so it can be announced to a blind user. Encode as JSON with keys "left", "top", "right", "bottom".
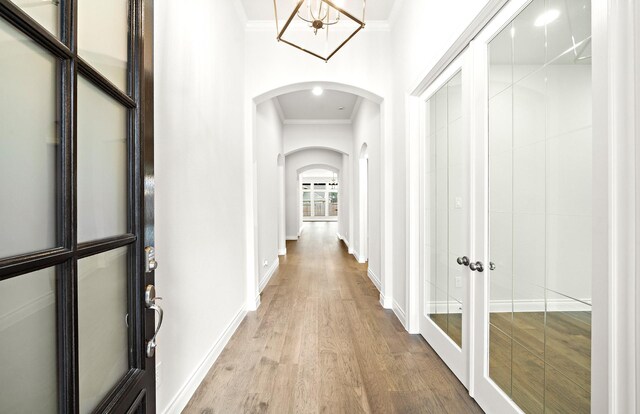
{"left": 184, "top": 222, "right": 483, "bottom": 413}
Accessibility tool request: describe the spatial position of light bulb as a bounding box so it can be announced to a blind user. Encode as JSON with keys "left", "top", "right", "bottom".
{"left": 312, "top": 87, "right": 324, "bottom": 96}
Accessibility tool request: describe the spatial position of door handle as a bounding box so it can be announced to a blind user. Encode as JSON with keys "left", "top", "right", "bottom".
{"left": 469, "top": 261, "right": 484, "bottom": 272}
{"left": 145, "top": 285, "right": 163, "bottom": 358}
{"left": 456, "top": 256, "right": 470, "bottom": 266}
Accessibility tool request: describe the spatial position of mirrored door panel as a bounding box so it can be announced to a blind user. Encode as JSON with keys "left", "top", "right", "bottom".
{"left": 487, "top": 0, "right": 592, "bottom": 412}
{"left": 424, "top": 71, "right": 467, "bottom": 349}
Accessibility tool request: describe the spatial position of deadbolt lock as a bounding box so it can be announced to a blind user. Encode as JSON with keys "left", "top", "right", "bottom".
{"left": 145, "top": 246, "right": 158, "bottom": 273}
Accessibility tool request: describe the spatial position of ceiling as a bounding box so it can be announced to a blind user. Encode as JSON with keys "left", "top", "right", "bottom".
{"left": 240, "top": 0, "right": 396, "bottom": 21}
{"left": 276, "top": 89, "right": 360, "bottom": 120}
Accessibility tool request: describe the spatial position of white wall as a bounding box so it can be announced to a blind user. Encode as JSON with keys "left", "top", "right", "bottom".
{"left": 255, "top": 100, "right": 284, "bottom": 288}
{"left": 284, "top": 123, "right": 353, "bottom": 155}
{"left": 351, "top": 99, "right": 382, "bottom": 280}
{"left": 390, "top": 0, "right": 491, "bottom": 314}
{"left": 154, "top": 1, "right": 247, "bottom": 412}
{"left": 285, "top": 149, "right": 343, "bottom": 239}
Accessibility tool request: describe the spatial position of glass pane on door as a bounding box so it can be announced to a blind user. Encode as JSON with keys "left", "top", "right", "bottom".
{"left": 77, "top": 0, "right": 129, "bottom": 91}
{"left": 425, "top": 71, "right": 466, "bottom": 348}
{"left": 329, "top": 192, "right": 338, "bottom": 216}
{"left": 0, "top": 18, "right": 58, "bottom": 259}
{"left": 303, "top": 191, "right": 311, "bottom": 217}
{"left": 78, "top": 246, "right": 129, "bottom": 414}
{"left": 77, "top": 76, "right": 128, "bottom": 242}
{"left": 314, "top": 191, "right": 326, "bottom": 217}
{"left": 0, "top": 267, "right": 57, "bottom": 413}
{"left": 12, "top": 0, "right": 59, "bottom": 37}
{"left": 487, "top": 0, "right": 592, "bottom": 412}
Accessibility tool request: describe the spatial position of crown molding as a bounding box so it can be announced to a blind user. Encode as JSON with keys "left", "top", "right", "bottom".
{"left": 245, "top": 20, "right": 390, "bottom": 32}
{"left": 283, "top": 119, "right": 352, "bottom": 125}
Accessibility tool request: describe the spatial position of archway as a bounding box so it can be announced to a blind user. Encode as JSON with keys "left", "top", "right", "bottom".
{"left": 245, "top": 81, "right": 390, "bottom": 311}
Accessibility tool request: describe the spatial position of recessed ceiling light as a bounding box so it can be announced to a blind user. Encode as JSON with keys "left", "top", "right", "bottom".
{"left": 534, "top": 9, "right": 560, "bottom": 27}
{"left": 312, "top": 87, "right": 324, "bottom": 96}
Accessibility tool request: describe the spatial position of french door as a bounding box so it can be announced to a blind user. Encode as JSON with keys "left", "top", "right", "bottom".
{"left": 418, "top": 50, "right": 473, "bottom": 386}
{"left": 472, "top": 0, "right": 593, "bottom": 412}
{"left": 0, "top": 0, "right": 156, "bottom": 412}
{"left": 420, "top": 0, "right": 595, "bottom": 412}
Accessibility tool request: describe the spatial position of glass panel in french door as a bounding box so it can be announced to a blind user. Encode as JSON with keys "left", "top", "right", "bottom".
{"left": 487, "top": 0, "right": 592, "bottom": 412}
{"left": 0, "top": 17, "right": 58, "bottom": 259}
{"left": 424, "top": 70, "right": 467, "bottom": 348}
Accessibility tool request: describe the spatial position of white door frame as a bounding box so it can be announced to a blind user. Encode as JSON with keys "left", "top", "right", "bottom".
{"left": 406, "top": 0, "right": 639, "bottom": 412}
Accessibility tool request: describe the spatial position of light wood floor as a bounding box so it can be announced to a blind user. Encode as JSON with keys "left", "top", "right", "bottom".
{"left": 184, "top": 222, "right": 483, "bottom": 414}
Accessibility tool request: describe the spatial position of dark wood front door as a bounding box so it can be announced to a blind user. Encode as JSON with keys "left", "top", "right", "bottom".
{"left": 0, "top": 0, "right": 156, "bottom": 412}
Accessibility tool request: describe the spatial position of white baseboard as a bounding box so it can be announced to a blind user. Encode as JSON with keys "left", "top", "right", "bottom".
{"left": 380, "top": 291, "right": 393, "bottom": 309}
{"left": 162, "top": 306, "right": 247, "bottom": 414}
{"left": 367, "top": 268, "right": 381, "bottom": 292}
{"left": 337, "top": 233, "right": 351, "bottom": 250}
{"left": 259, "top": 259, "right": 279, "bottom": 292}
{"left": 286, "top": 235, "right": 298, "bottom": 241}
{"left": 393, "top": 299, "right": 408, "bottom": 330}
{"left": 355, "top": 252, "right": 367, "bottom": 264}
{"left": 278, "top": 248, "right": 287, "bottom": 256}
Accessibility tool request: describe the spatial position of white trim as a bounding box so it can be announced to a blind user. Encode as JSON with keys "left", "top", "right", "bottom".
{"left": 259, "top": 260, "right": 279, "bottom": 292}
{"left": 278, "top": 248, "right": 287, "bottom": 256}
{"left": 161, "top": 306, "right": 247, "bottom": 414}
{"left": 407, "top": 0, "right": 510, "bottom": 96}
{"left": 337, "top": 232, "right": 351, "bottom": 249}
{"left": 354, "top": 250, "right": 367, "bottom": 264}
{"left": 604, "top": 0, "right": 639, "bottom": 411}
{"left": 380, "top": 291, "right": 393, "bottom": 309}
{"left": 286, "top": 235, "right": 298, "bottom": 241}
{"left": 393, "top": 299, "right": 407, "bottom": 330}
{"left": 367, "top": 268, "right": 381, "bottom": 292}
{"left": 273, "top": 97, "right": 286, "bottom": 123}
{"left": 283, "top": 119, "right": 352, "bottom": 125}
{"left": 350, "top": 97, "right": 363, "bottom": 121}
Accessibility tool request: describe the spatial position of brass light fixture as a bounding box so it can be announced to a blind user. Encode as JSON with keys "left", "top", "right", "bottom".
{"left": 273, "top": 0, "right": 366, "bottom": 62}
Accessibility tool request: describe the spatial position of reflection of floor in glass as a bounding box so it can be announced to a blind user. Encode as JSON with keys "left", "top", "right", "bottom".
{"left": 428, "top": 312, "right": 462, "bottom": 348}
{"left": 489, "top": 311, "right": 591, "bottom": 414}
